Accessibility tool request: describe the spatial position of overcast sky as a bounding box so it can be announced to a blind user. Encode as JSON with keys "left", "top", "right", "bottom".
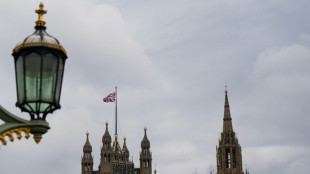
{"left": 0, "top": 0, "right": 309, "bottom": 174}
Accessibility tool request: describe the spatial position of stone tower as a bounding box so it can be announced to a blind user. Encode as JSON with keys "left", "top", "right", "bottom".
{"left": 122, "top": 136, "right": 130, "bottom": 162}
{"left": 97, "top": 121, "right": 135, "bottom": 174}
{"left": 81, "top": 132, "right": 94, "bottom": 174}
{"left": 99, "top": 121, "right": 113, "bottom": 173}
{"left": 216, "top": 88, "right": 249, "bottom": 174}
{"left": 80, "top": 122, "right": 153, "bottom": 174}
{"left": 140, "top": 127, "right": 152, "bottom": 174}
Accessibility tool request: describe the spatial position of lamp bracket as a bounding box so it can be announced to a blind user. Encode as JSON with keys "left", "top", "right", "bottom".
{"left": 0, "top": 105, "right": 50, "bottom": 147}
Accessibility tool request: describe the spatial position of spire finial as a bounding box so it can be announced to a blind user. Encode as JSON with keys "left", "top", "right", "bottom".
{"left": 105, "top": 120, "right": 109, "bottom": 131}
{"left": 144, "top": 126, "right": 147, "bottom": 134}
{"left": 223, "top": 86, "right": 233, "bottom": 132}
{"left": 35, "top": 2, "right": 47, "bottom": 28}
{"left": 124, "top": 136, "right": 126, "bottom": 141}
{"left": 86, "top": 131, "right": 89, "bottom": 139}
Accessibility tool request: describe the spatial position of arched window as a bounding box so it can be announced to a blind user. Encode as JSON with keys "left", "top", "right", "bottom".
{"left": 144, "top": 148, "right": 147, "bottom": 154}
{"left": 226, "top": 148, "right": 231, "bottom": 168}
{"left": 87, "top": 165, "right": 91, "bottom": 171}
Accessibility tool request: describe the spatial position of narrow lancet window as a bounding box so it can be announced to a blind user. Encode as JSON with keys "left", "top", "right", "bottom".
{"left": 226, "top": 148, "right": 231, "bottom": 168}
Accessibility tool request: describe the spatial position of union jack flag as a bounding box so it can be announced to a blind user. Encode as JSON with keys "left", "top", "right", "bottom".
{"left": 103, "top": 92, "right": 116, "bottom": 102}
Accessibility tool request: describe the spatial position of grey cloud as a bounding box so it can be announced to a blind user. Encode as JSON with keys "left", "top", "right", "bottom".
{"left": 1, "top": 0, "right": 310, "bottom": 174}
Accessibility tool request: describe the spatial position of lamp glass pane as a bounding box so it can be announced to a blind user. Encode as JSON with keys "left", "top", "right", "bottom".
{"left": 25, "top": 52, "right": 41, "bottom": 102}
{"left": 24, "top": 103, "right": 32, "bottom": 112}
{"left": 39, "top": 103, "right": 53, "bottom": 112}
{"left": 16, "top": 55, "right": 24, "bottom": 104}
{"left": 41, "top": 53, "right": 58, "bottom": 103}
{"left": 55, "top": 58, "right": 64, "bottom": 103}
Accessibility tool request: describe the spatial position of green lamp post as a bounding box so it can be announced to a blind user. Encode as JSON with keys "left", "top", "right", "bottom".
{"left": 0, "top": 2, "right": 67, "bottom": 146}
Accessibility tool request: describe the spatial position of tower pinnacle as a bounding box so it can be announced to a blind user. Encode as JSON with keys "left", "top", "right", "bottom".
{"left": 216, "top": 88, "right": 246, "bottom": 174}
{"left": 223, "top": 86, "right": 233, "bottom": 132}
{"left": 140, "top": 127, "right": 152, "bottom": 174}
{"left": 83, "top": 131, "right": 92, "bottom": 151}
{"left": 82, "top": 132, "right": 93, "bottom": 174}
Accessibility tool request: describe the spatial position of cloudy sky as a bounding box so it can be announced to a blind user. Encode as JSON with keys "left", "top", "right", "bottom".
{"left": 0, "top": 0, "right": 310, "bottom": 173}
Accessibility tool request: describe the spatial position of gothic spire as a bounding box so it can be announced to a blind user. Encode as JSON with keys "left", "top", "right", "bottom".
{"left": 83, "top": 131, "right": 92, "bottom": 152}
{"left": 141, "top": 126, "right": 150, "bottom": 147}
{"left": 217, "top": 87, "right": 246, "bottom": 174}
{"left": 123, "top": 136, "right": 129, "bottom": 153}
{"left": 82, "top": 131, "right": 93, "bottom": 174}
{"left": 223, "top": 86, "right": 233, "bottom": 133}
{"left": 102, "top": 121, "right": 111, "bottom": 140}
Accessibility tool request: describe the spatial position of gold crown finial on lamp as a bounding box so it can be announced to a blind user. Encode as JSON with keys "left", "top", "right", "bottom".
{"left": 35, "top": 2, "right": 47, "bottom": 27}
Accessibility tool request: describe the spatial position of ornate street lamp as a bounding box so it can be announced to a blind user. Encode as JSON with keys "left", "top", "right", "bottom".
{"left": 0, "top": 2, "right": 67, "bottom": 146}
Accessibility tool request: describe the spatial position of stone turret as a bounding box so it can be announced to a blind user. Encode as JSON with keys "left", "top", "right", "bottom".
{"left": 81, "top": 132, "right": 93, "bottom": 174}
{"left": 100, "top": 121, "right": 113, "bottom": 174}
{"left": 140, "top": 127, "right": 152, "bottom": 174}
{"left": 123, "top": 137, "right": 130, "bottom": 161}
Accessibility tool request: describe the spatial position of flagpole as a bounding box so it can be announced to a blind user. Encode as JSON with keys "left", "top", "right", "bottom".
{"left": 115, "top": 86, "right": 118, "bottom": 137}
